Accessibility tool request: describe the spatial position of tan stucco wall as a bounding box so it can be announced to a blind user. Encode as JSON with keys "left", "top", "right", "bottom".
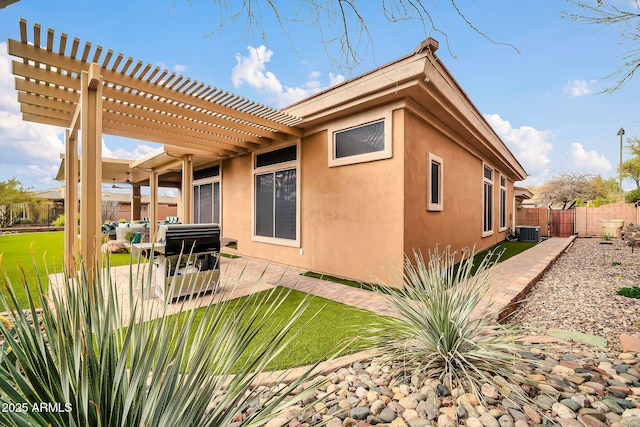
{"left": 220, "top": 110, "right": 405, "bottom": 284}
{"left": 402, "top": 109, "right": 509, "bottom": 260}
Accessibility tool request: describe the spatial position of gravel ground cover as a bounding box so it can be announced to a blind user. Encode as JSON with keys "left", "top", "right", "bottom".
{"left": 510, "top": 237, "right": 640, "bottom": 352}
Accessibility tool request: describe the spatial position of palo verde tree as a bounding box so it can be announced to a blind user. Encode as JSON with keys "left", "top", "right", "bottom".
{"left": 0, "top": 178, "right": 37, "bottom": 205}
{"left": 0, "top": 178, "right": 43, "bottom": 228}
{"left": 620, "top": 136, "right": 640, "bottom": 189}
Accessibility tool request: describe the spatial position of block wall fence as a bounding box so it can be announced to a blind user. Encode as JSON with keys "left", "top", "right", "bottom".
{"left": 516, "top": 202, "right": 640, "bottom": 238}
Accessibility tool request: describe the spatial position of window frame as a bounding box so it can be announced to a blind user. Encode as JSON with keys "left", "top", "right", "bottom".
{"left": 252, "top": 143, "right": 301, "bottom": 247}
{"left": 193, "top": 162, "right": 222, "bottom": 226}
{"left": 499, "top": 175, "right": 507, "bottom": 231}
{"left": 427, "top": 153, "right": 443, "bottom": 211}
{"left": 327, "top": 107, "right": 393, "bottom": 167}
{"left": 482, "top": 164, "right": 494, "bottom": 237}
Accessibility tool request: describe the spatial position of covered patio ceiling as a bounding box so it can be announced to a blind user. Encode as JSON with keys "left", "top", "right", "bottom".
{"left": 8, "top": 18, "right": 304, "bottom": 278}
{"left": 55, "top": 146, "right": 222, "bottom": 189}
{"left": 9, "top": 19, "right": 303, "bottom": 158}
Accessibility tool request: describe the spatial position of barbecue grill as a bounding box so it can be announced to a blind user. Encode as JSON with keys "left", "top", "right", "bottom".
{"left": 153, "top": 223, "right": 221, "bottom": 302}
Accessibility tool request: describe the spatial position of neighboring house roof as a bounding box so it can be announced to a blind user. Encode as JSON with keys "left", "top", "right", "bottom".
{"left": 31, "top": 187, "right": 177, "bottom": 205}
{"left": 284, "top": 38, "right": 527, "bottom": 181}
{"left": 515, "top": 186, "right": 534, "bottom": 201}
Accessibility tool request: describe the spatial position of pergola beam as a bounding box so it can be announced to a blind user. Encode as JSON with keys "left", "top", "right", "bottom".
{"left": 9, "top": 20, "right": 306, "bottom": 286}
{"left": 8, "top": 38, "right": 302, "bottom": 137}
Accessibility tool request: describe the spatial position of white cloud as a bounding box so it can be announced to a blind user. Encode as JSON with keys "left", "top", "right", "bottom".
{"left": 484, "top": 113, "right": 554, "bottom": 185}
{"left": 565, "top": 142, "right": 612, "bottom": 173}
{"left": 101, "top": 140, "right": 155, "bottom": 160}
{"left": 0, "top": 42, "right": 66, "bottom": 191}
{"left": 174, "top": 64, "right": 188, "bottom": 72}
{"left": 563, "top": 79, "right": 596, "bottom": 98}
{"left": 231, "top": 45, "right": 345, "bottom": 108}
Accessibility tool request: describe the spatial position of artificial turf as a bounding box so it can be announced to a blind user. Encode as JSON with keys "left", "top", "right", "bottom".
{"left": 165, "top": 286, "right": 384, "bottom": 370}
{"left": 0, "top": 231, "right": 139, "bottom": 308}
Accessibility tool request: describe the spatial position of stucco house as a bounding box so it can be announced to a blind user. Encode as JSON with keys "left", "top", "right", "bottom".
{"left": 132, "top": 39, "right": 527, "bottom": 283}
{"left": 10, "top": 21, "right": 526, "bottom": 283}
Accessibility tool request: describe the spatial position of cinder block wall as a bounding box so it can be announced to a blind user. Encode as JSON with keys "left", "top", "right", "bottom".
{"left": 575, "top": 202, "right": 638, "bottom": 237}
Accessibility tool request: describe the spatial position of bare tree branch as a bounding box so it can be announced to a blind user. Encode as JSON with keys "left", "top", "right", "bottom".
{"left": 196, "top": 0, "right": 520, "bottom": 71}
{"left": 564, "top": 0, "right": 640, "bottom": 92}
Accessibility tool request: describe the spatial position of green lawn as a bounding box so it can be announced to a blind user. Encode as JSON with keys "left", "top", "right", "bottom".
{"left": 163, "top": 286, "right": 383, "bottom": 370}
{"left": 0, "top": 232, "right": 138, "bottom": 308}
{"left": 1, "top": 232, "right": 385, "bottom": 368}
{"left": 468, "top": 240, "right": 540, "bottom": 274}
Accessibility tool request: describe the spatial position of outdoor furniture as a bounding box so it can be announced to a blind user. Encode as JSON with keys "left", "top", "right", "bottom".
{"left": 114, "top": 224, "right": 149, "bottom": 243}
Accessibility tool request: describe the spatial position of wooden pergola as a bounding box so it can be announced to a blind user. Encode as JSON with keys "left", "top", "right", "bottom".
{"left": 9, "top": 19, "right": 303, "bottom": 280}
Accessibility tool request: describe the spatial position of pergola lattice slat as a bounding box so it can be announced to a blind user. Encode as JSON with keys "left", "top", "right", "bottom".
{"left": 9, "top": 20, "right": 303, "bottom": 156}
{"left": 9, "top": 19, "right": 305, "bottom": 281}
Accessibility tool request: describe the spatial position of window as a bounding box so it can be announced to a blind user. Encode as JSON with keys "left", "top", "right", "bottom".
{"left": 194, "top": 164, "right": 221, "bottom": 225}
{"left": 327, "top": 106, "right": 393, "bottom": 167}
{"left": 499, "top": 176, "right": 507, "bottom": 231}
{"left": 253, "top": 145, "right": 299, "bottom": 246}
{"left": 427, "top": 153, "right": 443, "bottom": 211}
{"left": 483, "top": 165, "right": 494, "bottom": 235}
{"left": 335, "top": 120, "right": 384, "bottom": 158}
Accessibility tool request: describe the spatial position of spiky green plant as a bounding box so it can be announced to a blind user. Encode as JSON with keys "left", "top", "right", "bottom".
{"left": 371, "top": 246, "right": 529, "bottom": 402}
{"left": 0, "top": 256, "right": 329, "bottom": 427}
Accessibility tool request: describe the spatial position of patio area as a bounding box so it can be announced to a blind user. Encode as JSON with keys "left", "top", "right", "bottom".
{"left": 48, "top": 236, "right": 575, "bottom": 328}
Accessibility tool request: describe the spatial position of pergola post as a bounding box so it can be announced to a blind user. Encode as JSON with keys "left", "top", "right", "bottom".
{"left": 131, "top": 184, "right": 141, "bottom": 221}
{"left": 149, "top": 171, "right": 159, "bottom": 241}
{"left": 182, "top": 155, "right": 193, "bottom": 224}
{"left": 80, "top": 63, "right": 103, "bottom": 282}
{"left": 64, "top": 128, "right": 78, "bottom": 275}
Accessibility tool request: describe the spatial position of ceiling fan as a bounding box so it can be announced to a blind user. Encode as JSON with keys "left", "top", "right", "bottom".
{"left": 111, "top": 178, "right": 124, "bottom": 189}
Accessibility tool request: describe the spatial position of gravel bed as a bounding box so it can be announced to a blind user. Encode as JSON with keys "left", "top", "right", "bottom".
{"left": 511, "top": 237, "right": 640, "bottom": 352}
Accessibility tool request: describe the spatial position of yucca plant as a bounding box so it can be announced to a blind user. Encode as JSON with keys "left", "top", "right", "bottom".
{"left": 0, "top": 255, "right": 329, "bottom": 427}
{"left": 371, "top": 246, "right": 529, "bottom": 402}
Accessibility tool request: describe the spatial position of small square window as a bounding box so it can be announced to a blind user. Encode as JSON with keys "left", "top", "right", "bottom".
{"left": 427, "top": 153, "right": 443, "bottom": 211}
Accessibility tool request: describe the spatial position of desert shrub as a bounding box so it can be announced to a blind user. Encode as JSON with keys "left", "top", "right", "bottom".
{"left": 0, "top": 259, "right": 326, "bottom": 426}
{"left": 617, "top": 286, "right": 640, "bottom": 299}
{"left": 370, "top": 246, "right": 529, "bottom": 403}
{"left": 51, "top": 214, "right": 65, "bottom": 227}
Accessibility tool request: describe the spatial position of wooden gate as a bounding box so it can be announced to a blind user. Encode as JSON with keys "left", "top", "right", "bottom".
{"left": 549, "top": 209, "right": 575, "bottom": 237}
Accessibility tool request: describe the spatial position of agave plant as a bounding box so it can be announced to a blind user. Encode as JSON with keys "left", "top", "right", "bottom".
{"left": 372, "top": 246, "right": 529, "bottom": 402}
{"left": 0, "top": 255, "right": 327, "bottom": 427}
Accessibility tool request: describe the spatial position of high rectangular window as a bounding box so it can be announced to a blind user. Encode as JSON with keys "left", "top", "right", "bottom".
{"left": 335, "top": 120, "right": 385, "bottom": 159}
{"left": 427, "top": 153, "right": 443, "bottom": 211}
{"left": 253, "top": 145, "right": 299, "bottom": 246}
{"left": 327, "top": 106, "right": 394, "bottom": 167}
{"left": 483, "top": 165, "right": 494, "bottom": 235}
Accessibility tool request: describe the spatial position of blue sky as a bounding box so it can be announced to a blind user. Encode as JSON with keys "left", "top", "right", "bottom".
{"left": 1, "top": 0, "right": 639, "bottom": 193}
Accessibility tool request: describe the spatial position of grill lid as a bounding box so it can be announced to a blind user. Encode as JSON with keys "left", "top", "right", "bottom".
{"left": 157, "top": 223, "right": 220, "bottom": 255}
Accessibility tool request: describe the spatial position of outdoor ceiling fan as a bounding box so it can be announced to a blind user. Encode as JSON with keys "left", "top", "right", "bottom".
{"left": 111, "top": 178, "right": 124, "bottom": 189}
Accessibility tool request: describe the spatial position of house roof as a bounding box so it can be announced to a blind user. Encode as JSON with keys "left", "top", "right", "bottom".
{"left": 31, "top": 186, "right": 178, "bottom": 204}
{"left": 284, "top": 38, "right": 527, "bottom": 181}
{"left": 514, "top": 186, "right": 534, "bottom": 201}
{"left": 9, "top": 19, "right": 303, "bottom": 160}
